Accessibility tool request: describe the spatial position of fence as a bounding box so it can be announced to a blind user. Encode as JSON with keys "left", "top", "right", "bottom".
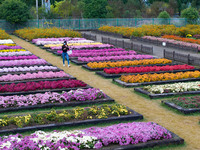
{"left": 1, "top": 18, "right": 199, "bottom": 32}
{"left": 163, "top": 49, "right": 200, "bottom": 66}
{"left": 101, "top": 37, "right": 153, "bottom": 55}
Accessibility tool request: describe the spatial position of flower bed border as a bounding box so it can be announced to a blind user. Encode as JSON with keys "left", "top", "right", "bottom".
{"left": 0, "top": 95, "right": 115, "bottom": 113}
{"left": 113, "top": 78, "right": 200, "bottom": 87}
{"left": 102, "top": 130, "right": 184, "bottom": 150}
{"left": 96, "top": 69, "right": 198, "bottom": 79}
{"left": 0, "top": 85, "right": 92, "bottom": 96}
{"left": 82, "top": 63, "right": 174, "bottom": 71}
{"left": 161, "top": 101, "right": 200, "bottom": 114}
{"left": 0, "top": 108, "right": 143, "bottom": 134}
{"left": 134, "top": 88, "right": 200, "bottom": 99}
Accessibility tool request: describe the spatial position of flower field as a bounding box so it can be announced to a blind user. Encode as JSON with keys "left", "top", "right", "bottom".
{"left": 0, "top": 29, "right": 10, "bottom": 39}
{"left": 0, "top": 29, "right": 191, "bottom": 149}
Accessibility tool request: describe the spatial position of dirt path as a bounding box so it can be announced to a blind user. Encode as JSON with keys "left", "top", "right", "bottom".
{"left": 11, "top": 35, "right": 200, "bottom": 150}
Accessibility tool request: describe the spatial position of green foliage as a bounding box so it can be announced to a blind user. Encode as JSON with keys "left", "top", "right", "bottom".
{"left": 181, "top": 7, "right": 199, "bottom": 24}
{"left": 83, "top": 0, "right": 108, "bottom": 18}
{"left": 158, "top": 11, "right": 170, "bottom": 18}
{"left": 0, "top": 0, "right": 29, "bottom": 24}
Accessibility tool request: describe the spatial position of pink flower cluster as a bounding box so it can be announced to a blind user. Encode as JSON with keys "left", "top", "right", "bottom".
{"left": 0, "top": 71, "right": 69, "bottom": 82}
{"left": 32, "top": 37, "right": 84, "bottom": 43}
{"left": 78, "top": 54, "right": 153, "bottom": 62}
{"left": 51, "top": 44, "right": 113, "bottom": 50}
{"left": 57, "top": 48, "right": 125, "bottom": 54}
{"left": 0, "top": 59, "right": 47, "bottom": 67}
{"left": 0, "top": 65, "right": 58, "bottom": 73}
{"left": 0, "top": 80, "right": 87, "bottom": 93}
{"left": 143, "top": 36, "right": 200, "bottom": 50}
{"left": 0, "top": 51, "right": 32, "bottom": 56}
{"left": 69, "top": 50, "right": 136, "bottom": 57}
{"left": 35, "top": 39, "right": 93, "bottom": 45}
{"left": 0, "top": 45, "right": 22, "bottom": 50}
{"left": 0, "top": 55, "right": 38, "bottom": 60}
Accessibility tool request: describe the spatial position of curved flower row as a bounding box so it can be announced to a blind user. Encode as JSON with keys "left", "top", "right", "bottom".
{"left": 143, "top": 81, "right": 200, "bottom": 94}
{"left": 0, "top": 51, "right": 32, "bottom": 56}
{"left": 0, "top": 59, "right": 48, "bottom": 67}
{"left": 162, "top": 35, "right": 200, "bottom": 44}
{"left": 0, "top": 55, "right": 38, "bottom": 60}
{"left": 104, "top": 64, "right": 195, "bottom": 74}
{"left": 0, "top": 80, "right": 87, "bottom": 93}
{"left": 50, "top": 44, "right": 113, "bottom": 50}
{"left": 69, "top": 50, "right": 136, "bottom": 57}
{"left": 0, "top": 49, "right": 26, "bottom": 53}
{"left": 0, "top": 45, "right": 22, "bottom": 50}
{"left": 0, "top": 39, "right": 14, "bottom": 44}
{"left": 120, "top": 71, "right": 200, "bottom": 83}
{"left": 0, "top": 65, "right": 58, "bottom": 73}
{"left": 44, "top": 42, "right": 102, "bottom": 48}
{"left": 87, "top": 58, "right": 172, "bottom": 69}
{"left": 143, "top": 36, "right": 200, "bottom": 50}
{"left": 78, "top": 55, "right": 153, "bottom": 62}
{"left": 0, "top": 71, "right": 69, "bottom": 82}
{"left": 36, "top": 39, "right": 94, "bottom": 46}
{"left": 57, "top": 48, "right": 125, "bottom": 54}
{"left": 0, "top": 122, "right": 172, "bottom": 149}
{"left": 0, "top": 88, "right": 105, "bottom": 108}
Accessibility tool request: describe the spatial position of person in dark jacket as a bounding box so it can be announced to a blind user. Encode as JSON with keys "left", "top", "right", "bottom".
{"left": 62, "top": 41, "right": 70, "bottom": 67}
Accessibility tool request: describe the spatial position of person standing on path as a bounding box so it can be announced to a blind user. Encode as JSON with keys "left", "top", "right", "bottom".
{"left": 62, "top": 41, "right": 70, "bottom": 67}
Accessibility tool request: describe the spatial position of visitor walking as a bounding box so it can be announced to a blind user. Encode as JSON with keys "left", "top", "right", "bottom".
{"left": 62, "top": 41, "right": 70, "bottom": 67}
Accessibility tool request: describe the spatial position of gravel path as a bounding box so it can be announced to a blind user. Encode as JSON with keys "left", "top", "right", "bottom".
{"left": 11, "top": 35, "right": 200, "bottom": 150}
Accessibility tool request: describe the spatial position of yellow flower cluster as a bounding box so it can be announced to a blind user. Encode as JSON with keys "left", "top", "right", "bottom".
{"left": 99, "top": 24, "right": 200, "bottom": 37}
{"left": 0, "top": 29, "right": 10, "bottom": 39}
{"left": 14, "top": 27, "right": 82, "bottom": 41}
{"left": 0, "top": 49, "right": 26, "bottom": 52}
{"left": 0, "top": 43, "right": 16, "bottom": 46}
{"left": 87, "top": 58, "right": 172, "bottom": 69}
{"left": 120, "top": 71, "right": 200, "bottom": 83}
{"left": 44, "top": 42, "right": 102, "bottom": 48}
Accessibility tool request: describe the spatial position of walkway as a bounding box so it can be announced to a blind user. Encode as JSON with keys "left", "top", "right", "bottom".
{"left": 81, "top": 31, "right": 200, "bottom": 59}
{"left": 11, "top": 35, "right": 200, "bottom": 150}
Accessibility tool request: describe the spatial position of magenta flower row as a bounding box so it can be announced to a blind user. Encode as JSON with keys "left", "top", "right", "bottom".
{"left": 0, "top": 45, "right": 22, "bottom": 50}
{"left": 0, "top": 80, "right": 87, "bottom": 93}
{"left": 78, "top": 55, "right": 153, "bottom": 62}
{"left": 0, "top": 51, "right": 32, "bottom": 56}
{"left": 0, "top": 55, "right": 38, "bottom": 60}
{"left": 0, "top": 71, "right": 69, "bottom": 82}
{"left": 0, "top": 59, "right": 48, "bottom": 67}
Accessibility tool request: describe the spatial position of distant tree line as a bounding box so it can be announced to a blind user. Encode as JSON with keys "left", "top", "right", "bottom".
{"left": 0, "top": 0, "right": 199, "bottom": 24}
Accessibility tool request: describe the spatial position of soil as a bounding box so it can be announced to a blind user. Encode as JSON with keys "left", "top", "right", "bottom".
{"left": 11, "top": 35, "right": 200, "bottom": 150}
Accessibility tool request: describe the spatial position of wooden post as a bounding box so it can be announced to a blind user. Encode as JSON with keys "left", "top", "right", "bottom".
{"left": 163, "top": 49, "right": 165, "bottom": 58}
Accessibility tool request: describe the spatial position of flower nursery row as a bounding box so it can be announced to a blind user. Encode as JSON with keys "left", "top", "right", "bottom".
{"left": 32, "top": 37, "right": 81, "bottom": 43}
{"left": 0, "top": 88, "right": 106, "bottom": 108}
{"left": 0, "top": 65, "right": 58, "bottom": 73}
{"left": 78, "top": 55, "right": 153, "bottom": 62}
{"left": 104, "top": 64, "right": 194, "bottom": 74}
{"left": 0, "top": 49, "right": 26, "bottom": 53}
{"left": 14, "top": 27, "right": 82, "bottom": 40}
{"left": 0, "top": 80, "right": 87, "bottom": 93}
{"left": 57, "top": 48, "right": 125, "bottom": 54}
{"left": 99, "top": 24, "right": 200, "bottom": 37}
{"left": 0, "top": 59, "right": 48, "bottom": 67}
{"left": 0, "top": 51, "right": 32, "bottom": 56}
{"left": 0, "top": 45, "right": 22, "bottom": 50}
{"left": 0, "top": 122, "right": 172, "bottom": 149}
{"left": 87, "top": 58, "right": 172, "bottom": 69}
{"left": 143, "top": 81, "right": 200, "bottom": 94}
{"left": 0, "top": 104, "right": 129, "bottom": 128}
{"left": 0, "top": 40, "right": 14, "bottom": 45}
{"left": 0, "top": 55, "right": 38, "bottom": 60}
{"left": 44, "top": 42, "right": 103, "bottom": 48}
{"left": 120, "top": 71, "right": 200, "bottom": 83}
{"left": 0, "top": 71, "right": 69, "bottom": 82}
{"left": 0, "top": 29, "right": 10, "bottom": 39}
{"left": 162, "top": 35, "right": 200, "bottom": 44}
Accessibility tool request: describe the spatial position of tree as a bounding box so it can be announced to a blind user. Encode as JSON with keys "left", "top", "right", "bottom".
{"left": 181, "top": 7, "right": 199, "bottom": 23}
{"left": 0, "top": 0, "right": 29, "bottom": 24}
{"left": 83, "top": 0, "right": 108, "bottom": 18}
{"left": 158, "top": 11, "right": 170, "bottom": 18}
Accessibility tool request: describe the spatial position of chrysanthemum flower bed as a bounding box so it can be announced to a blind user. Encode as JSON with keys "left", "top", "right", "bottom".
{"left": 0, "top": 55, "right": 38, "bottom": 60}
{"left": 0, "top": 104, "right": 130, "bottom": 128}
{"left": 14, "top": 28, "right": 82, "bottom": 41}
{"left": 87, "top": 58, "right": 172, "bottom": 69}
{"left": 0, "top": 80, "right": 87, "bottom": 93}
{"left": 0, "top": 122, "right": 175, "bottom": 149}
{"left": 0, "top": 51, "right": 32, "bottom": 56}
{"left": 143, "top": 81, "right": 200, "bottom": 94}
{"left": 120, "top": 71, "right": 200, "bottom": 83}
{"left": 104, "top": 64, "right": 194, "bottom": 74}
{"left": 0, "top": 30, "right": 10, "bottom": 39}
{"left": 0, "top": 88, "right": 106, "bottom": 109}
{"left": 168, "top": 96, "right": 200, "bottom": 109}
{"left": 0, "top": 49, "right": 26, "bottom": 53}
{"left": 0, "top": 71, "right": 69, "bottom": 82}
{"left": 0, "top": 45, "right": 22, "bottom": 50}
{"left": 44, "top": 42, "right": 102, "bottom": 48}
